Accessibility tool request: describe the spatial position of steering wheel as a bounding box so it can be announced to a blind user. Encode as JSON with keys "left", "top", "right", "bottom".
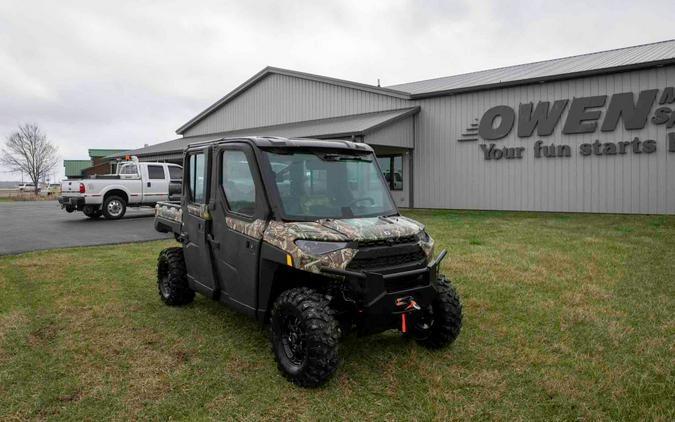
{"left": 348, "top": 197, "right": 375, "bottom": 207}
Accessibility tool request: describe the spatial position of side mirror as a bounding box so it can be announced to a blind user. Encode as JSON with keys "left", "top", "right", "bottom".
{"left": 168, "top": 182, "right": 182, "bottom": 201}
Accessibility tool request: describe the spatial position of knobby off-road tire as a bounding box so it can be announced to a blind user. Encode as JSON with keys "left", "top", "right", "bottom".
{"left": 157, "top": 247, "right": 195, "bottom": 306}
{"left": 102, "top": 195, "right": 127, "bottom": 220}
{"left": 271, "top": 288, "right": 339, "bottom": 388}
{"left": 415, "top": 276, "right": 462, "bottom": 349}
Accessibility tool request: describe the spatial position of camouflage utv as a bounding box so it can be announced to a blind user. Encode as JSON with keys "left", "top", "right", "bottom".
{"left": 154, "top": 137, "right": 462, "bottom": 387}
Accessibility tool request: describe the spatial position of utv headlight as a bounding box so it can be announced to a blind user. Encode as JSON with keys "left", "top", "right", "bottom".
{"left": 417, "top": 230, "right": 431, "bottom": 243}
{"left": 294, "top": 240, "right": 348, "bottom": 255}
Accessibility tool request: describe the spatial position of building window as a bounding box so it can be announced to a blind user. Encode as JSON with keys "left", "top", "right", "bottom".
{"left": 377, "top": 155, "right": 403, "bottom": 191}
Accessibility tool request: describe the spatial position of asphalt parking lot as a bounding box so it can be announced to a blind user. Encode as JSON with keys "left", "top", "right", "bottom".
{"left": 0, "top": 201, "right": 171, "bottom": 255}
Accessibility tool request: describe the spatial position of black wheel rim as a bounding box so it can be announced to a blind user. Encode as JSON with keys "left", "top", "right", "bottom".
{"left": 280, "top": 313, "right": 306, "bottom": 366}
{"left": 413, "top": 308, "right": 435, "bottom": 340}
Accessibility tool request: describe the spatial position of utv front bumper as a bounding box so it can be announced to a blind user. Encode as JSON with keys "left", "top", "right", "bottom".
{"left": 321, "top": 250, "right": 448, "bottom": 335}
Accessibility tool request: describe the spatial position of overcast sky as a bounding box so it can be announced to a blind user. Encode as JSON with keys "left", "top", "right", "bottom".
{"left": 1, "top": 0, "right": 673, "bottom": 180}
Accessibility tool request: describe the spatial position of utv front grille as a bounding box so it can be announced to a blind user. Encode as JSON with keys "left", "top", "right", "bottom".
{"left": 357, "top": 235, "right": 417, "bottom": 248}
{"left": 347, "top": 243, "right": 426, "bottom": 272}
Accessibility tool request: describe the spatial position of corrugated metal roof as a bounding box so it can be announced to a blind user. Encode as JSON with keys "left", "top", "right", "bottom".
{"left": 63, "top": 160, "right": 91, "bottom": 177}
{"left": 133, "top": 107, "right": 419, "bottom": 157}
{"left": 176, "top": 40, "right": 675, "bottom": 134}
{"left": 387, "top": 39, "right": 675, "bottom": 96}
{"left": 88, "top": 149, "right": 127, "bottom": 158}
{"left": 176, "top": 66, "right": 410, "bottom": 134}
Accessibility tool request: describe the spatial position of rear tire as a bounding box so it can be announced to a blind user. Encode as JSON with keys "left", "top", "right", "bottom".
{"left": 414, "top": 276, "right": 462, "bottom": 349}
{"left": 102, "top": 195, "right": 126, "bottom": 220}
{"left": 157, "top": 247, "right": 194, "bottom": 306}
{"left": 271, "top": 288, "right": 339, "bottom": 388}
{"left": 83, "top": 206, "right": 102, "bottom": 219}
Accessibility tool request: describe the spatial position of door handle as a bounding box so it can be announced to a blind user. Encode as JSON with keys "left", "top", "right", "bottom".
{"left": 147, "top": 182, "right": 151, "bottom": 187}
{"left": 207, "top": 234, "right": 220, "bottom": 249}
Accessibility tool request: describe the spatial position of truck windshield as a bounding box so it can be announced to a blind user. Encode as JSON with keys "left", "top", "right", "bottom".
{"left": 263, "top": 150, "right": 397, "bottom": 220}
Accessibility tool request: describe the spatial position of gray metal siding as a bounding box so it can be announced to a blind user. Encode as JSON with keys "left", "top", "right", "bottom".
{"left": 412, "top": 65, "right": 675, "bottom": 214}
{"left": 184, "top": 73, "right": 410, "bottom": 136}
{"left": 365, "top": 116, "right": 414, "bottom": 149}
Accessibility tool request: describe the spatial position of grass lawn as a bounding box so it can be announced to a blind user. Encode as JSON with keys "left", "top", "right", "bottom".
{"left": 0, "top": 195, "right": 57, "bottom": 202}
{"left": 0, "top": 210, "right": 673, "bottom": 420}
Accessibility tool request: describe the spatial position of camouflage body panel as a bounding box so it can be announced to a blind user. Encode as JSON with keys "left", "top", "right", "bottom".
{"left": 187, "top": 203, "right": 211, "bottom": 220}
{"left": 263, "top": 220, "right": 355, "bottom": 274}
{"left": 419, "top": 237, "right": 434, "bottom": 260}
{"left": 155, "top": 202, "right": 182, "bottom": 224}
{"left": 317, "top": 216, "right": 423, "bottom": 241}
{"left": 396, "top": 215, "right": 434, "bottom": 259}
{"left": 225, "top": 216, "right": 267, "bottom": 239}
{"left": 262, "top": 216, "right": 433, "bottom": 274}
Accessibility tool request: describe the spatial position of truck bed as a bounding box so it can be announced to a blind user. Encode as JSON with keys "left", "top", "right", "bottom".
{"left": 155, "top": 201, "right": 182, "bottom": 234}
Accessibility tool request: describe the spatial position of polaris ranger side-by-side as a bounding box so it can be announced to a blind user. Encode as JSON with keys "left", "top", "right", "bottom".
{"left": 154, "top": 137, "right": 462, "bottom": 387}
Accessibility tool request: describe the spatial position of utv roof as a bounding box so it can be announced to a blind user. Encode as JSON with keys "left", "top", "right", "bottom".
{"left": 187, "top": 136, "right": 375, "bottom": 152}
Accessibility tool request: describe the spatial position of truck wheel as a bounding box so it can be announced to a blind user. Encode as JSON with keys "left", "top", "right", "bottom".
{"left": 83, "top": 206, "right": 102, "bottom": 219}
{"left": 413, "top": 276, "right": 462, "bottom": 349}
{"left": 270, "top": 288, "right": 339, "bottom": 388}
{"left": 157, "top": 247, "right": 194, "bottom": 306}
{"left": 102, "top": 195, "right": 127, "bottom": 220}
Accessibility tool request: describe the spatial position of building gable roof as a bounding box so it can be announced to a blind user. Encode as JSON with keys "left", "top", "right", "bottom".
{"left": 175, "top": 40, "right": 675, "bottom": 137}
{"left": 175, "top": 67, "right": 411, "bottom": 135}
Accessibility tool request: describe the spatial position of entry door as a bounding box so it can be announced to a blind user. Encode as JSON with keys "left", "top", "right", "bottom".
{"left": 143, "top": 164, "right": 169, "bottom": 203}
{"left": 182, "top": 150, "right": 217, "bottom": 296}
{"left": 210, "top": 144, "right": 268, "bottom": 315}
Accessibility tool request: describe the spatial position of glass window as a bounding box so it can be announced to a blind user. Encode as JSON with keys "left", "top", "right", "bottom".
{"left": 189, "top": 153, "right": 206, "bottom": 203}
{"left": 119, "top": 164, "right": 138, "bottom": 175}
{"left": 264, "top": 150, "right": 396, "bottom": 219}
{"left": 377, "top": 157, "right": 391, "bottom": 185}
{"left": 377, "top": 155, "right": 403, "bottom": 191}
{"left": 221, "top": 150, "right": 256, "bottom": 216}
{"left": 392, "top": 156, "right": 403, "bottom": 190}
{"left": 168, "top": 166, "right": 182, "bottom": 180}
{"left": 148, "top": 165, "right": 165, "bottom": 180}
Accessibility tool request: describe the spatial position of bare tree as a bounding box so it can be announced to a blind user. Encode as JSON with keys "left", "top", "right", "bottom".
{"left": 1, "top": 124, "right": 59, "bottom": 194}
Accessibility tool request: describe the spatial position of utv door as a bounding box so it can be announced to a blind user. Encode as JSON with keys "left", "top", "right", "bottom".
{"left": 210, "top": 143, "right": 269, "bottom": 315}
{"left": 182, "top": 149, "right": 217, "bottom": 296}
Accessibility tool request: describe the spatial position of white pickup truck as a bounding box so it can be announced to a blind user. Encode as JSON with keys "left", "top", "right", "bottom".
{"left": 58, "top": 159, "right": 182, "bottom": 219}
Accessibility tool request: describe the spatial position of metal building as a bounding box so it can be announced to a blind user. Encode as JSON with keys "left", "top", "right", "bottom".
{"left": 128, "top": 40, "right": 675, "bottom": 214}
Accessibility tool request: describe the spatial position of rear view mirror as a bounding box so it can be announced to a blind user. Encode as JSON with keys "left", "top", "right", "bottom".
{"left": 168, "top": 182, "right": 182, "bottom": 201}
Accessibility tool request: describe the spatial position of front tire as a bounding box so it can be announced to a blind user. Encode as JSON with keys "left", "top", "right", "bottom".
{"left": 271, "top": 288, "right": 339, "bottom": 388}
{"left": 414, "top": 276, "right": 462, "bottom": 349}
{"left": 102, "top": 195, "right": 126, "bottom": 220}
{"left": 157, "top": 247, "right": 194, "bottom": 306}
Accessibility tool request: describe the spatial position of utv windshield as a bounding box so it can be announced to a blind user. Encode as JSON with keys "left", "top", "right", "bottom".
{"left": 263, "top": 149, "right": 397, "bottom": 220}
